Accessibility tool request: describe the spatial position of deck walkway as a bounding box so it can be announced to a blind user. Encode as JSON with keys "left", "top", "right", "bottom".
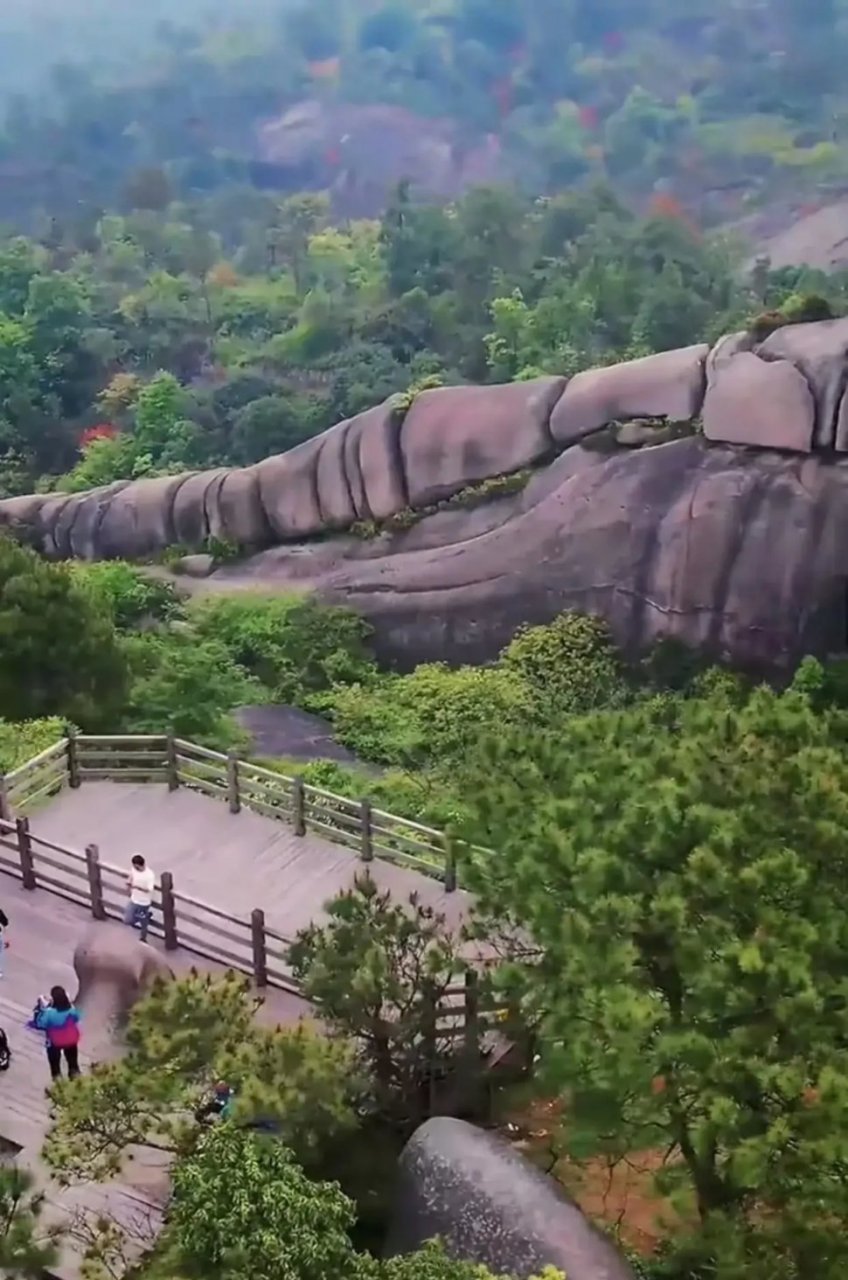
{"left": 29, "top": 780, "right": 472, "bottom": 935}
{"left": 0, "top": 885, "right": 311, "bottom": 1279}
{"left": 0, "top": 781, "right": 473, "bottom": 1277}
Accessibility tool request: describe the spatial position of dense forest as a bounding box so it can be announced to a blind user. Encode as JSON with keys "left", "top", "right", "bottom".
{"left": 0, "top": 1, "right": 844, "bottom": 500}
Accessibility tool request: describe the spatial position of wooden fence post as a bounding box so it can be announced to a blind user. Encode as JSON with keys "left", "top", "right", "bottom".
{"left": 66, "top": 730, "right": 80, "bottom": 790}
{"left": 160, "top": 872, "right": 178, "bottom": 950}
{"left": 292, "top": 778, "right": 306, "bottom": 837}
{"left": 165, "top": 735, "right": 179, "bottom": 792}
{"left": 444, "top": 836, "right": 457, "bottom": 893}
{"left": 227, "top": 754, "right": 241, "bottom": 815}
{"left": 421, "top": 980, "right": 438, "bottom": 1116}
{"left": 0, "top": 776, "right": 10, "bottom": 823}
{"left": 85, "top": 843, "right": 106, "bottom": 920}
{"left": 462, "top": 970, "right": 480, "bottom": 1061}
{"left": 360, "top": 800, "right": 373, "bottom": 863}
{"left": 16, "top": 817, "right": 35, "bottom": 890}
{"left": 251, "top": 908, "right": 268, "bottom": 988}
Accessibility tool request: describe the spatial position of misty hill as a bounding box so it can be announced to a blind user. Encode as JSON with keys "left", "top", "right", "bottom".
{"left": 0, "top": 0, "right": 845, "bottom": 227}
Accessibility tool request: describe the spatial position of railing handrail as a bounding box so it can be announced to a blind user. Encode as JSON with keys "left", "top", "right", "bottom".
{"left": 0, "top": 732, "right": 460, "bottom": 888}
{"left": 0, "top": 813, "right": 506, "bottom": 1037}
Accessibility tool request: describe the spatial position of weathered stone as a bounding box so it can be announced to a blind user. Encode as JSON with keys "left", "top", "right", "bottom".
{"left": 836, "top": 389, "right": 848, "bottom": 453}
{"left": 255, "top": 437, "right": 325, "bottom": 539}
{"left": 176, "top": 553, "right": 215, "bottom": 578}
{"left": 348, "top": 400, "right": 406, "bottom": 519}
{"left": 702, "top": 352, "right": 815, "bottom": 451}
{"left": 68, "top": 481, "right": 133, "bottom": 559}
{"left": 217, "top": 466, "right": 272, "bottom": 548}
{"left": 614, "top": 420, "right": 676, "bottom": 448}
{"left": 315, "top": 418, "right": 357, "bottom": 529}
{"left": 385, "top": 1118, "right": 634, "bottom": 1280}
{"left": 551, "top": 346, "right": 708, "bottom": 445}
{"left": 33, "top": 493, "right": 76, "bottom": 556}
{"left": 97, "top": 472, "right": 193, "bottom": 560}
{"left": 73, "top": 922, "right": 173, "bottom": 1062}
{"left": 757, "top": 317, "right": 848, "bottom": 448}
{"left": 172, "top": 470, "right": 222, "bottom": 548}
{"left": 402, "top": 379, "right": 565, "bottom": 508}
{"left": 250, "top": 438, "right": 848, "bottom": 675}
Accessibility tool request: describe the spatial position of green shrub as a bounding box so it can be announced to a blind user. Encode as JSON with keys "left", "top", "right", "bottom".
{"left": 190, "top": 593, "right": 377, "bottom": 702}
{"left": 501, "top": 612, "right": 627, "bottom": 719}
{"left": 119, "top": 630, "right": 261, "bottom": 748}
{"left": 0, "top": 716, "right": 68, "bottom": 772}
{"left": 324, "top": 663, "right": 533, "bottom": 767}
{"left": 70, "top": 561, "right": 182, "bottom": 630}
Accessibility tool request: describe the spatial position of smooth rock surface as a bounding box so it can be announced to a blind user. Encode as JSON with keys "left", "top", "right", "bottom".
{"left": 550, "top": 345, "right": 708, "bottom": 444}
{"left": 73, "top": 923, "right": 173, "bottom": 1061}
{"left": 192, "top": 439, "right": 848, "bottom": 674}
{"left": 385, "top": 1118, "right": 634, "bottom": 1280}
{"left": 702, "top": 351, "right": 816, "bottom": 451}
{"left": 6, "top": 324, "right": 848, "bottom": 675}
{"left": 401, "top": 379, "right": 565, "bottom": 507}
{"left": 757, "top": 316, "right": 848, "bottom": 448}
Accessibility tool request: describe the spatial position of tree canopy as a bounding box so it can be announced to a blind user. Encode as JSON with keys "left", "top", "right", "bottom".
{"left": 458, "top": 664, "right": 848, "bottom": 1276}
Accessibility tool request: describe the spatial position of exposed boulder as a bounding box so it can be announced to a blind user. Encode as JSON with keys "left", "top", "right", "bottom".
{"left": 5, "top": 324, "right": 848, "bottom": 679}
{"left": 73, "top": 922, "right": 173, "bottom": 1062}
{"left": 401, "top": 379, "right": 566, "bottom": 508}
{"left": 702, "top": 351, "right": 815, "bottom": 451}
{"left": 756, "top": 317, "right": 848, "bottom": 448}
{"left": 97, "top": 472, "right": 193, "bottom": 560}
{"left": 344, "top": 400, "right": 407, "bottom": 519}
{"left": 385, "top": 1117, "right": 635, "bottom": 1280}
{"left": 176, "top": 553, "right": 215, "bottom": 578}
{"left": 550, "top": 345, "right": 708, "bottom": 445}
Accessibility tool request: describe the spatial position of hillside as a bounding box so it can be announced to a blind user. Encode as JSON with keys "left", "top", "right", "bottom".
{"left": 0, "top": 1, "right": 846, "bottom": 228}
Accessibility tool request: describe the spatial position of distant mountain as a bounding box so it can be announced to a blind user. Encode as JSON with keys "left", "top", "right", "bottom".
{"left": 0, "top": 0, "right": 845, "bottom": 235}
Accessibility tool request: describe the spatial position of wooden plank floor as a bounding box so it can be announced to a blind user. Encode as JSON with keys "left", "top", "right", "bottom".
{"left": 29, "top": 781, "right": 473, "bottom": 936}
{"left": 0, "top": 880, "right": 313, "bottom": 1279}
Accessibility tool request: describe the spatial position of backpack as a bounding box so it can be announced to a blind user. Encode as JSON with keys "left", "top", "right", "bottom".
{"left": 0, "top": 1028, "right": 10, "bottom": 1071}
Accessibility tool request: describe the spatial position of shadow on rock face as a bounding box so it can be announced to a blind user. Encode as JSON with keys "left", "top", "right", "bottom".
{"left": 385, "top": 1117, "right": 636, "bottom": 1280}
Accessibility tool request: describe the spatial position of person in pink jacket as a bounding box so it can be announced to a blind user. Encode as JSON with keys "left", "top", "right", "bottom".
{"left": 34, "top": 985, "right": 81, "bottom": 1081}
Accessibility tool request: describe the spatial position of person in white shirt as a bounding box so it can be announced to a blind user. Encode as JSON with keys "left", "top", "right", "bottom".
{"left": 124, "top": 855, "right": 155, "bottom": 943}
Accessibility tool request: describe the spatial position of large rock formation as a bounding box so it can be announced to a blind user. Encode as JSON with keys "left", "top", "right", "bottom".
{"left": 385, "top": 1117, "right": 635, "bottom": 1280}
{"left": 5, "top": 318, "right": 848, "bottom": 671}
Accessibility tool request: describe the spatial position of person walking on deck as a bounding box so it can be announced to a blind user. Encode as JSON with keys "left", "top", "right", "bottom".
{"left": 35, "top": 986, "right": 81, "bottom": 1081}
{"left": 124, "top": 854, "right": 155, "bottom": 943}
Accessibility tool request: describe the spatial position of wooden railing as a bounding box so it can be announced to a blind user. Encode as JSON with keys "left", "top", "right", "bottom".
{"left": 0, "top": 811, "right": 514, "bottom": 1056}
{"left": 0, "top": 733, "right": 458, "bottom": 888}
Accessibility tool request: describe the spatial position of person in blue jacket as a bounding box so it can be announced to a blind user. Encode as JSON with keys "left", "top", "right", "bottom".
{"left": 35, "top": 985, "right": 81, "bottom": 1081}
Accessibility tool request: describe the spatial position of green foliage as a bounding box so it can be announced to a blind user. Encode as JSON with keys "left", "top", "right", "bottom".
{"left": 0, "top": 716, "right": 66, "bottom": 772}
{"left": 323, "top": 612, "right": 627, "bottom": 767}
{"left": 70, "top": 561, "right": 182, "bottom": 629}
{"left": 459, "top": 667, "right": 848, "bottom": 1274}
{"left": 351, "top": 470, "right": 534, "bottom": 539}
{"left": 44, "top": 971, "right": 357, "bottom": 1184}
{"left": 749, "top": 292, "right": 837, "bottom": 340}
{"left": 0, "top": 1166, "right": 62, "bottom": 1277}
{"left": 119, "top": 630, "right": 262, "bottom": 747}
{"left": 289, "top": 873, "right": 466, "bottom": 1129}
{"left": 502, "top": 613, "right": 627, "bottom": 720}
{"left": 0, "top": 534, "right": 127, "bottom": 727}
{"left": 190, "top": 594, "right": 377, "bottom": 704}
{"left": 167, "top": 1126, "right": 364, "bottom": 1280}
{"left": 325, "top": 663, "right": 532, "bottom": 768}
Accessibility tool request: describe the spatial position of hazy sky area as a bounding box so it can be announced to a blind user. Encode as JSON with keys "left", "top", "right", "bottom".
{"left": 0, "top": 0, "right": 283, "bottom": 96}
